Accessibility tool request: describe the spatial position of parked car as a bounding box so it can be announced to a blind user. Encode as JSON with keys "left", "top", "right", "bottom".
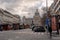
{"left": 32, "top": 26, "right": 45, "bottom": 32}
{"left": 19, "top": 25, "right": 24, "bottom": 29}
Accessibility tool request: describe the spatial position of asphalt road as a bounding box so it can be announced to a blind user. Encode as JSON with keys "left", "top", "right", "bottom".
{"left": 0, "top": 29, "right": 60, "bottom": 40}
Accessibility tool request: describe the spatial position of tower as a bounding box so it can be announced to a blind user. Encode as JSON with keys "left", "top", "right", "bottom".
{"left": 33, "top": 9, "right": 41, "bottom": 26}
{"left": 35, "top": 9, "right": 40, "bottom": 16}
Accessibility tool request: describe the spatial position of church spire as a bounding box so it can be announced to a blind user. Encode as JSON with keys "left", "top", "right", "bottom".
{"left": 35, "top": 9, "right": 40, "bottom": 16}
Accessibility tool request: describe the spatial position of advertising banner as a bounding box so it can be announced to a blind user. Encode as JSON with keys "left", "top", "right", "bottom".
{"left": 51, "top": 17, "right": 57, "bottom": 31}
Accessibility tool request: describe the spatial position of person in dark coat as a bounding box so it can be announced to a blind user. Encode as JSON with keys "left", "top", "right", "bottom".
{"left": 48, "top": 26, "right": 52, "bottom": 37}
{"left": 48, "top": 17, "right": 52, "bottom": 38}
{"left": 0, "top": 26, "right": 3, "bottom": 31}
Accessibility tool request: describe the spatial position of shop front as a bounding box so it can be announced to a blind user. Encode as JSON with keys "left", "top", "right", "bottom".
{"left": 2, "top": 24, "right": 11, "bottom": 30}
{"left": 13, "top": 23, "right": 20, "bottom": 30}
{"left": 24, "top": 24, "right": 30, "bottom": 29}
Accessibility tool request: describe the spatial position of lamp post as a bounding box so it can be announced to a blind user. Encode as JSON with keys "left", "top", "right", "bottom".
{"left": 46, "top": 0, "right": 48, "bottom": 16}
{"left": 46, "top": 0, "right": 48, "bottom": 8}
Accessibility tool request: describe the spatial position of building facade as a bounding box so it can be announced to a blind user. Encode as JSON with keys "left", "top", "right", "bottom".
{"left": 0, "top": 8, "right": 20, "bottom": 30}
{"left": 22, "top": 9, "right": 42, "bottom": 28}
{"left": 50, "top": 0, "right": 60, "bottom": 30}
{"left": 22, "top": 16, "right": 33, "bottom": 28}
{"left": 33, "top": 9, "right": 41, "bottom": 26}
{"left": 50, "top": 0, "right": 60, "bottom": 15}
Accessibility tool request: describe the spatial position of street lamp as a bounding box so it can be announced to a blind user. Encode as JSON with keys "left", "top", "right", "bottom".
{"left": 46, "top": 0, "right": 48, "bottom": 8}
{"left": 46, "top": 0, "right": 48, "bottom": 17}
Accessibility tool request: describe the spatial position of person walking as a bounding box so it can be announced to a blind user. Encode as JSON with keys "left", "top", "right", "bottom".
{"left": 0, "top": 25, "right": 3, "bottom": 31}
{"left": 45, "top": 16, "right": 52, "bottom": 38}
{"left": 48, "top": 26, "right": 52, "bottom": 38}
{"left": 45, "top": 17, "right": 51, "bottom": 32}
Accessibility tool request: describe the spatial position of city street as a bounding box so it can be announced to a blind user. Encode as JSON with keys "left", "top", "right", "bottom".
{"left": 0, "top": 29, "right": 60, "bottom": 40}
{"left": 0, "top": 0, "right": 60, "bottom": 40}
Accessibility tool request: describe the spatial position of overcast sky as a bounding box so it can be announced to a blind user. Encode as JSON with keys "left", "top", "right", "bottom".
{"left": 0, "top": 0, "right": 53, "bottom": 18}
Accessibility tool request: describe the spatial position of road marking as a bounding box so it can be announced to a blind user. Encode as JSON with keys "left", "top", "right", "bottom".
{"left": 52, "top": 37, "right": 60, "bottom": 39}
{"left": 8, "top": 39, "right": 13, "bottom": 40}
{"left": 16, "top": 36, "right": 19, "bottom": 38}
{"left": 14, "top": 32, "right": 45, "bottom": 35}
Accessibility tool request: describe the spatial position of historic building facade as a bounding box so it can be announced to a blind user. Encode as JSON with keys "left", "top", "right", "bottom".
{"left": 50, "top": 0, "right": 60, "bottom": 15}
{"left": 22, "top": 9, "right": 42, "bottom": 28}
{"left": 33, "top": 9, "right": 41, "bottom": 26}
{"left": 0, "top": 8, "right": 20, "bottom": 30}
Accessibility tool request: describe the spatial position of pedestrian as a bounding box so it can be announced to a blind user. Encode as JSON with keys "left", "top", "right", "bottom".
{"left": 0, "top": 26, "right": 3, "bottom": 31}
{"left": 48, "top": 17, "right": 52, "bottom": 38}
{"left": 45, "top": 16, "right": 52, "bottom": 38}
{"left": 45, "top": 17, "right": 50, "bottom": 32}
{"left": 48, "top": 26, "right": 52, "bottom": 38}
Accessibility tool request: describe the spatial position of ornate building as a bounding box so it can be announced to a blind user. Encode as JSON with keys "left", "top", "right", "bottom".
{"left": 33, "top": 9, "right": 41, "bottom": 26}
{"left": 22, "top": 9, "right": 42, "bottom": 28}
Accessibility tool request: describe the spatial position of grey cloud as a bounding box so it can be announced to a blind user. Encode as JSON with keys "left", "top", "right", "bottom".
{"left": 0, "top": 0, "right": 53, "bottom": 17}
{"left": 0, "top": 0, "right": 23, "bottom": 14}
{"left": 0, "top": 0, "right": 22, "bottom": 3}
{"left": 0, "top": 0, "right": 22, "bottom": 8}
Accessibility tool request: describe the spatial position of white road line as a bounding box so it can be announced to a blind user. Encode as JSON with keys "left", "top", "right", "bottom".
{"left": 52, "top": 37, "right": 60, "bottom": 39}
{"left": 16, "top": 36, "right": 20, "bottom": 39}
{"left": 8, "top": 39, "right": 13, "bottom": 40}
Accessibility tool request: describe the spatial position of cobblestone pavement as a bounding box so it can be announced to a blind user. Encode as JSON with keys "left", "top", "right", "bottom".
{"left": 0, "top": 29, "right": 60, "bottom": 40}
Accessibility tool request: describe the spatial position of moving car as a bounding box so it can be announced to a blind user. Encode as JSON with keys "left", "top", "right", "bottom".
{"left": 32, "top": 26, "right": 45, "bottom": 32}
